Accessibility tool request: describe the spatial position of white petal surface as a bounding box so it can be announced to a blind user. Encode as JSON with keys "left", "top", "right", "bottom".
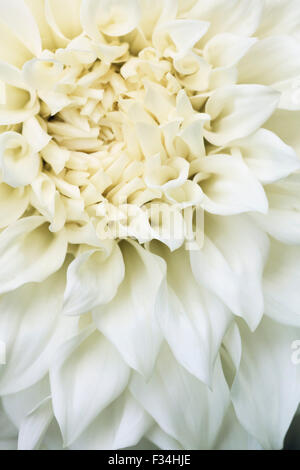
{"left": 231, "top": 129, "right": 300, "bottom": 184}
{"left": 0, "top": 216, "right": 67, "bottom": 294}
{"left": 191, "top": 214, "right": 269, "bottom": 330}
{"left": 204, "top": 85, "right": 280, "bottom": 146}
{"left": 70, "top": 391, "right": 152, "bottom": 450}
{"left": 232, "top": 317, "right": 300, "bottom": 449}
{"left": 152, "top": 244, "right": 231, "bottom": 385}
{"left": 264, "top": 240, "right": 300, "bottom": 327}
{"left": 130, "top": 345, "right": 230, "bottom": 450}
{"left": 93, "top": 241, "right": 165, "bottom": 378}
{"left": 0, "top": 266, "right": 78, "bottom": 394}
{"left": 63, "top": 242, "right": 124, "bottom": 316}
{"left": 50, "top": 327, "right": 130, "bottom": 446}
{"left": 18, "top": 397, "right": 53, "bottom": 450}
{"left": 194, "top": 155, "right": 268, "bottom": 215}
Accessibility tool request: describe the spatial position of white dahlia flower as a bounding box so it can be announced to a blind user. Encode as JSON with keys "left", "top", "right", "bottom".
{"left": 0, "top": 0, "right": 300, "bottom": 451}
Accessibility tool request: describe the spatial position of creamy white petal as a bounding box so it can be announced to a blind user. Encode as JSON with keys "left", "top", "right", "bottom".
{"left": 253, "top": 173, "right": 300, "bottom": 245}
{"left": 231, "top": 129, "right": 300, "bottom": 184}
{"left": 263, "top": 240, "right": 300, "bottom": 327}
{"left": 153, "top": 19, "right": 209, "bottom": 56}
{"left": 194, "top": 155, "right": 268, "bottom": 215}
{"left": 204, "top": 85, "right": 280, "bottom": 146}
{"left": 0, "top": 266, "right": 78, "bottom": 394}
{"left": 130, "top": 344, "right": 230, "bottom": 450}
{"left": 232, "top": 317, "right": 300, "bottom": 449}
{"left": 265, "top": 109, "right": 300, "bottom": 155}
{"left": 0, "top": 85, "right": 39, "bottom": 125}
{"left": 152, "top": 243, "right": 231, "bottom": 385}
{"left": 191, "top": 214, "right": 269, "bottom": 330}
{"left": 0, "top": 0, "right": 41, "bottom": 66}
{"left": 81, "top": 0, "right": 141, "bottom": 39}
{"left": 0, "top": 131, "right": 40, "bottom": 187}
{"left": 188, "top": 0, "right": 263, "bottom": 39}
{"left": 214, "top": 405, "right": 262, "bottom": 450}
{"left": 0, "top": 184, "right": 29, "bottom": 228}
{"left": 45, "top": 0, "right": 82, "bottom": 41}
{"left": 146, "top": 425, "right": 183, "bottom": 451}
{"left": 0, "top": 216, "right": 68, "bottom": 294}
{"left": 0, "top": 401, "right": 17, "bottom": 450}
{"left": 204, "top": 33, "right": 256, "bottom": 69}
{"left": 93, "top": 241, "right": 165, "bottom": 378}
{"left": 70, "top": 391, "right": 152, "bottom": 450}
{"left": 2, "top": 376, "right": 51, "bottom": 428}
{"left": 257, "top": 0, "right": 300, "bottom": 40}
{"left": 50, "top": 327, "right": 130, "bottom": 446}
{"left": 18, "top": 397, "right": 53, "bottom": 450}
{"left": 63, "top": 242, "right": 124, "bottom": 316}
{"left": 238, "top": 36, "right": 300, "bottom": 86}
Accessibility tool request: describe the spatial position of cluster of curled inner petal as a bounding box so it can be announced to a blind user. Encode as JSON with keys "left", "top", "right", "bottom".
{"left": 1, "top": 0, "right": 300, "bottom": 451}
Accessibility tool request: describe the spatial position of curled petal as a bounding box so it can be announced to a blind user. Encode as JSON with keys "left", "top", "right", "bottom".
{"left": 0, "top": 216, "right": 68, "bottom": 294}
{"left": 81, "top": 0, "right": 141, "bottom": 39}
{"left": 0, "top": 131, "right": 40, "bottom": 187}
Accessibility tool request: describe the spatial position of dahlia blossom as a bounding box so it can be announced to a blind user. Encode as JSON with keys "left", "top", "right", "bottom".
{"left": 0, "top": 0, "right": 300, "bottom": 451}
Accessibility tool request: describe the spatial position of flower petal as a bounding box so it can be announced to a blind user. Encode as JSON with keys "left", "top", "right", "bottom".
{"left": 264, "top": 240, "right": 300, "bottom": 327}
{"left": 130, "top": 344, "right": 230, "bottom": 450}
{"left": 93, "top": 241, "right": 165, "bottom": 378}
{"left": 63, "top": 241, "right": 125, "bottom": 316}
{"left": 0, "top": 216, "right": 68, "bottom": 294}
{"left": 152, "top": 244, "right": 231, "bottom": 385}
{"left": 18, "top": 397, "right": 53, "bottom": 450}
{"left": 70, "top": 391, "right": 153, "bottom": 450}
{"left": 0, "top": 266, "right": 78, "bottom": 394}
{"left": 193, "top": 155, "right": 268, "bottom": 215}
{"left": 0, "top": 131, "right": 40, "bottom": 187}
{"left": 231, "top": 129, "right": 300, "bottom": 184}
{"left": 232, "top": 317, "right": 300, "bottom": 449}
{"left": 50, "top": 327, "right": 130, "bottom": 446}
{"left": 204, "top": 85, "right": 280, "bottom": 146}
{"left": 188, "top": 0, "right": 263, "bottom": 39}
{"left": 81, "top": 0, "right": 141, "bottom": 39}
{"left": 190, "top": 214, "right": 269, "bottom": 330}
{"left": 0, "top": 0, "right": 41, "bottom": 66}
{"left": 0, "top": 184, "right": 29, "bottom": 228}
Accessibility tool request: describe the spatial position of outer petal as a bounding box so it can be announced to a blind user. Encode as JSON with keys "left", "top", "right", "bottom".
{"left": 264, "top": 240, "right": 300, "bottom": 327}
{"left": 130, "top": 344, "right": 230, "bottom": 450}
{"left": 238, "top": 36, "right": 300, "bottom": 86}
{"left": 18, "top": 397, "right": 53, "bottom": 450}
{"left": 0, "top": 184, "right": 29, "bottom": 228}
{"left": 0, "top": 216, "right": 68, "bottom": 294}
{"left": 253, "top": 173, "right": 300, "bottom": 245}
{"left": 93, "top": 241, "right": 165, "bottom": 378}
{"left": 0, "top": 266, "right": 78, "bottom": 394}
{"left": 204, "top": 33, "right": 256, "bottom": 69}
{"left": 0, "top": 401, "right": 17, "bottom": 450}
{"left": 63, "top": 242, "right": 125, "bottom": 316}
{"left": 204, "top": 85, "right": 280, "bottom": 146}
{"left": 230, "top": 129, "right": 300, "bottom": 184}
{"left": 193, "top": 155, "right": 268, "bottom": 215}
{"left": 232, "top": 317, "right": 300, "bottom": 449}
{"left": 70, "top": 391, "right": 153, "bottom": 450}
{"left": 214, "top": 406, "right": 262, "bottom": 450}
{"left": 257, "top": 0, "right": 300, "bottom": 40}
{"left": 188, "top": 0, "right": 263, "bottom": 39}
{"left": 0, "top": 0, "right": 41, "bottom": 67}
{"left": 265, "top": 109, "right": 300, "bottom": 155}
{"left": 81, "top": 0, "right": 141, "bottom": 39}
{"left": 50, "top": 327, "right": 130, "bottom": 446}
{"left": 190, "top": 214, "right": 269, "bottom": 330}
{"left": 152, "top": 244, "right": 231, "bottom": 385}
{"left": 0, "top": 131, "right": 40, "bottom": 188}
